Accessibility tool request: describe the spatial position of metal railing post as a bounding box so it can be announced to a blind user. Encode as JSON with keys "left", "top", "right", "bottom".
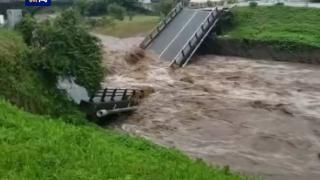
{"left": 170, "top": 8, "right": 220, "bottom": 67}
{"left": 101, "top": 88, "right": 108, "bottom": 102}
{"left": 111, "top": 89, "right": 117, "bottom": 101}
{"left": 139, "top": 2, "right": 184, "bottom": 49}
{"left": 122, "top": 89, "right": 127, "bottom": 101}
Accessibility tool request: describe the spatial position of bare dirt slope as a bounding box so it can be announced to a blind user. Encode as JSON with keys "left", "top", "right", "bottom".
{"left": 99, "top": 34, "right": 320, "bottom": 180}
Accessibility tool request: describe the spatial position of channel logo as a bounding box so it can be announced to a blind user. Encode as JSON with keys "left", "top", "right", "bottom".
{"left": 25, "top": 0, "right": 51, "bottom": 7}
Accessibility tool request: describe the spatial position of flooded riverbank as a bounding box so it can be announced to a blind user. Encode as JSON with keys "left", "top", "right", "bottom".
{"left": 98, "top": 34, "right": 320, "bottom": 180}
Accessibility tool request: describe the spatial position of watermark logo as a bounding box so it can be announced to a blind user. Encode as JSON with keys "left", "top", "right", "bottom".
{"left": 25, "top": 0, "right": 51, "bottom": 7}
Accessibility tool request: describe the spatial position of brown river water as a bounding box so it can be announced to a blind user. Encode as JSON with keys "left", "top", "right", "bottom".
{"left": 96, "top": 34, "right": 320, "bottom": 180}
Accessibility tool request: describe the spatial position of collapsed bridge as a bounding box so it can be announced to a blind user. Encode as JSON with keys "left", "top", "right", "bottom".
{"left": 80, "top": 88, "right": 146, "bottom": 122}
{"left": 81, "top": 3, "right": 231, "bottom": 121}
{"left": 140, "top": 2, "right": 229, "bottom": 67}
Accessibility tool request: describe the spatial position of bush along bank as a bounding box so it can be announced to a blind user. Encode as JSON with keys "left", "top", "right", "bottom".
{"left": 0, "top": 9, "right": 105, "bottom": 124}
{"left": 200, "top": 6, "right": 320, "bottom": 63}
{"left": 17, "top": 10, "right": 104, "bottom": 94}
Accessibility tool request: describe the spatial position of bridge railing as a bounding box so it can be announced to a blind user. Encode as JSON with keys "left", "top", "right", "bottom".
{"left": 139, "top": 2, "right": 184, "bottom": 49}
{"left": 81, "top": 88, "right": 145, "bottom": 120}
{"left": 90, "top": 88, "right": 144, "bottom": 103}
{"left": 170, "top": 8, "right": 220, "bottom": 67}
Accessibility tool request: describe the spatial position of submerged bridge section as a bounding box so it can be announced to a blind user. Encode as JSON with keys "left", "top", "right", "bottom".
{"left": 140, "top": 3, "right": 221, "bottom": 67}
{"left": 80, "top": 88, "right": 145, "bottom": 121}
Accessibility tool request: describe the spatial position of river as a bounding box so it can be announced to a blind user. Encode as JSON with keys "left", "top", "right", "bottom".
{"left": 98, "top": 34, "right": 320, "bottom": 180}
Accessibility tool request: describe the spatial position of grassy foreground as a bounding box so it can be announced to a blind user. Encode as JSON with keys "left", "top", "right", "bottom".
{"left": 227, "top": 6, "right": 320, "bottom": 48}
{"left": 93, "top": 15, "right": 159, "bottom": 38}
{"left": 0, "top": 100, "right": 246, "bottom": 180}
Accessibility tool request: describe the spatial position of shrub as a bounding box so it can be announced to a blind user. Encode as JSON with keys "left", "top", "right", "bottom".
{"left": 87, "top": 16, "right": 115, "bottom": 28}
{"left": 75, "top": 0, "right": 91, "bottom": 15}
{"left": 75, "top": 0, "right": 139, "bottom": 16}
{"left": 153, "top": 0, "right": 174, "bottom": 16}
{"left": 128, "top": 11, "right": 135, "bottom": 21}
{"left": 108, "top": 3, "right": 126, "bottom": 21}
{"left": 15, "top": 14, "right": 38, "bottom": 45}
{"left": 0, "top": 28, "right": 84, "bottom": 120}
{"left": 18, "top": 10, "right": 104, "bottom": 94}
{"left": 274, "top": 2, "right": 284, "bottom": 6}
{"left": 249, "top": 1, "right": 258, "bottom": 8}
{"left": 0, "top": 29, "right": 29, "bottom": 107}
{"left": 100, "top": 16, "right": 115, "bottom": 27}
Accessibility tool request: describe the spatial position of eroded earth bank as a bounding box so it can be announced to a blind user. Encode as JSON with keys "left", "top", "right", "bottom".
{"left": 97, "top": 34, "right": 320, "bottom": 180}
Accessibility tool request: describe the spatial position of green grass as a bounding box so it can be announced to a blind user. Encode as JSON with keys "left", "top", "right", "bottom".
{"left": 93, "top": 15, "right": 159, "bottom": 38}
{"left": 227, "top": 6, "right": 320, "bottom": 48}
{"left": 0, "top": 99, "right": 247, "bottom": 180}
{"left": 0, "top": 28, "right": 43, "bottom": 112}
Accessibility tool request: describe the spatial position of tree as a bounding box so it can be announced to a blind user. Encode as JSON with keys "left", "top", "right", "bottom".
{"left": 18, "top": 10, "right": 104, "bottom": 93}
{"left": 15, "top": 14, "right": 38, "bottom": 45}
{"left": 108, "top": 3, "right": 126, "bottom": 21}
{"left": 127, "top": 11, "right": 135, "bottom": 21}
{"left": 154, "top": 0, "right": 174, "bottom": 17}
{"left": 75, "top": 0, "right": 90, "bottom": 15}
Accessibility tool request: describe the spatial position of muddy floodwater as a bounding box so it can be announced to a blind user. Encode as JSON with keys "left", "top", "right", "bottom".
{"left": 97, "top": 34, "right": 320, "bottom": 180}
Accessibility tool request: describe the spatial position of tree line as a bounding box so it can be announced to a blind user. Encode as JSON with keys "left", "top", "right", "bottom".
{"left": 75, "top": 0, "right": 142, "bottom": 16}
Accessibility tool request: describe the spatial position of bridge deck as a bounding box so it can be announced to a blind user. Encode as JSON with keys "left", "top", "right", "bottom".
{"left": 147, "top": 8, "right": 212, "bottom": 62}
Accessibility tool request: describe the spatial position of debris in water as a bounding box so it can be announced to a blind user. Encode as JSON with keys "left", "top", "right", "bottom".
{"left": 125, "top": 47, "right": 145, "bottom": 64}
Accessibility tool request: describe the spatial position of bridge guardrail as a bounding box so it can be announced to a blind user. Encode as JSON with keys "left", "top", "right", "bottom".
{"left": 81, "top": 88, "right": 145, "bottom": 121}
{"left": 170, "top": 8, "right": 220, "bottom": 67}
{"left": 139, "top": 2, "right": 184, "bottom": 49}
{"left": 90, "top": 88, "right": 144, "bottom": 103}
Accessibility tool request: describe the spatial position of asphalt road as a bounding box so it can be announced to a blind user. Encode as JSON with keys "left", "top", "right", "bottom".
{"left": 148, "top": 9, "right": 211, "bottom": 62}
{"left": 148, "top": 9, "right": 197, "bottom": 55}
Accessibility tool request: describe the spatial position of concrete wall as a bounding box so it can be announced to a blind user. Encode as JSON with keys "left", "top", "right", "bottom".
{"left": 0, "top": 15, "right": 4, "bottom": 26}
{"left": 6, "top": 9, "right": 22, "bottom": 28}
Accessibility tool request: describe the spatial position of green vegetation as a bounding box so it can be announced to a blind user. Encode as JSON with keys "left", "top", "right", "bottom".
{"left": 0, "top": 28, "right": 83, "bottom": 121}
{"left": 108, "top": 3, "right": 127, "bottom": 21}
{"left": 249, "top": 1, "right": 258, "bottom": 8}
{"left": 1, "top": 9, "right": 105, "bottom": 123}
{"left": 0, "top": 99, "right": 246, "bottom": 180}
{"left": 227, "top": 6, "right": 320, "bottom": 49}
{"left": 0, "top": 4, "right": 251, "bottom": 179}
{"left": 274, "top": 2, "right": 284, "bottom": 6}
{"left": 93, "top": 15, "right": 159, "bottom": 38}
{"left": 17, "top": 10, "right": 104, "bottom": 93}
{"left": 0, "top": 29, "right": 33, "bottom": 108}
{"left": 75, "top": 0, "right": 141, "bottom": 16}
{"left": 153, "top": 0, "right": 175, "bottom": 16}
{"left": 0, "top": 27, "right": 247, "bottom": 179}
